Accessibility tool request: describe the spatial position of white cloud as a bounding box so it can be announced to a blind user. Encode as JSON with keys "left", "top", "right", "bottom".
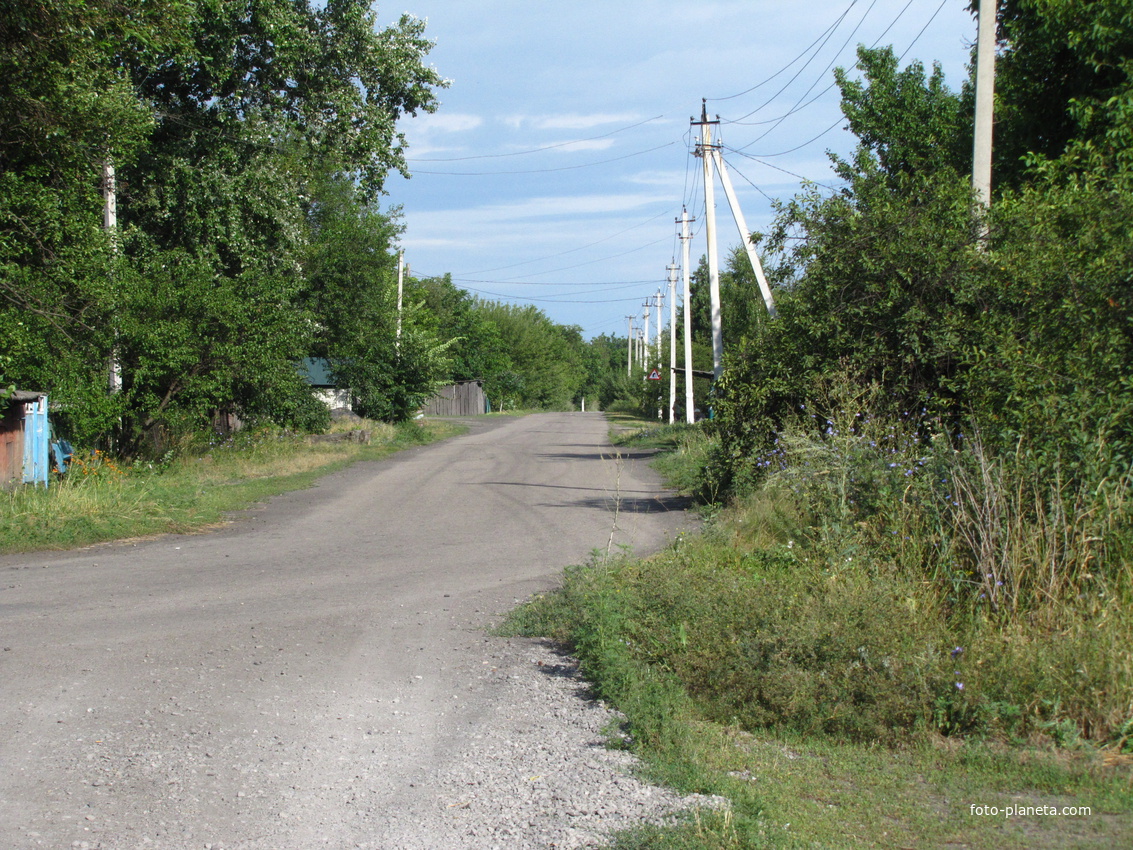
{"left": 543, "top": 138, "right": 616, "bottom": 155}
{"left": 411, "top": 191, "right": 668, "bottom": 230}
{"left": 406, "top": 112, "right": 483, "bottom": 134}
{"left": 532, "top": 113, "right": 645, "bottom": 131}
{"left": 623, "top": 168, "right": 690, "bottom": 187}
{"left": 502, "top": 112, "right": 647, "bottom": 132}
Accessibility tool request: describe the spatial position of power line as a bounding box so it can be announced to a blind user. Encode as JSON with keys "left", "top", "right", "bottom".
{"left": 447, "top": 278, "right": 654, "bottom": 289}
{"left": 898, "top": 0, "right": 951, "bottom": 63}
{"left": 719, "top": 157, "right": 778, "bottom": 206}
{"left": 707, "top": 0, "right": 861, "bottom": 102}
{"left": 725, "top": 0, "right": 868, "bottom": 125}
{"left": 730, "top": 0, "right": 881, "bottom": 143}
{"left": 460, "top": 286, "right": 655, "bottom": 304}
{"left": 722, "top": 145, "right": 841, "bottom": 192}
{"left": 490, "top": 237, "right": 671, "bottom": 281}
{"left": 720, "top": 0, "right": 918, "bottom": 130}
{"left": 731, "top": 0, "right": 950, "bottom": 158}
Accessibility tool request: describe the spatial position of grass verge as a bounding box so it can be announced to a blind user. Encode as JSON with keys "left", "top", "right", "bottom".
{"left": 501, "top": 543, "right": 1132, "bottom": 848}
{"left": 607, "top": 418, "right": 716, "bottom": 501}
{"left": 1, "top": 419, "right": 462, "bottom": 554}
{"left": 498, "top": 410, "right": 1132, "bottom": 848}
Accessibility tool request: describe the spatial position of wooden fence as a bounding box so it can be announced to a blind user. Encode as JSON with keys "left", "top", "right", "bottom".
{"left": 421, "top": 380, "right": 487, "bottom": 416}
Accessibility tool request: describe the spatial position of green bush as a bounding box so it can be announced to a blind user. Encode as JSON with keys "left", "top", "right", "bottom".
{"left": 511, "top": 394, "right": 1133, "bottom": 748}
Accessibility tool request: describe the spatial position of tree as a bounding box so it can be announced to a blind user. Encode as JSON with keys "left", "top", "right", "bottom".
{"left": 709, "top": 13, "right": 1133, "bottom": 498}
{"left": 986, "top": 0, "right": 1133, "bottom": 188}
{"left": 0, "top": 0, "right": 191, "bottom": 442}
{"left": 473, "top": 302, "right": 585, "bottom": 411}
{"left": 834, "top": 46, "right": 969, "bottom": 182}
{"left": 114, "top": 0, "right": 445, "bottom": 436}
{"left": 0, "top": 0, "right": 447, "bottom": 444}
{"left": 417, "top": 274, "right": 510, "bottom": 384}
{"left": 709, "top": 47, "right": 983, "bottom": 492}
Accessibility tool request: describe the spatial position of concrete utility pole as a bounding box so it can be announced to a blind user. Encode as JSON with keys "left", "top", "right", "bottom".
{"left": 103, "top": 159, "right": 121, "bottom": 395}
{"left": 626, "top": 316, "right": 635, "bottom": 375}
{"left": 972, "top": 0, "right": 996, "bottom": 212}
{"left": 693, "top": 102, "right": 724, "bottom": 381}
{"left": 642, "top": 304, "right": 650, "bottom": 368}
{"left": 654, "top": 289, "right": 663, "bottom": 364}
{"left": 679, "top": 208, "right": 695, "bottom": 423}
{"left": 396, "top": 251, "right": 405, "bottom": 352}
{"left": 711, "top": 148, "right": 777, "bottom": 319}
{"left": 667, "top": 263, "right": 678, "bottom": 424}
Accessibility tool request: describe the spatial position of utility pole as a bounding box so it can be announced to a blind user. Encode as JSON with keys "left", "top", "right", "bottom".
{"left": 654, "top": 289, "right": 664, "bottom": 419}
{"left": 667, "top": 263, "right": 678, "bottom": 423}
{"left": 103, "top": 159, "right": 121, "bottom": 395}
{"left": 679, "top": 208, "right": 695, "bottom": 423}
{"left": 972, "top": 0, "right": 996, "bottom": 222}
{"left": 693, "top": 102, "right": 724, "bottom": 381}
{"left": 642, "top": 304, "right": 650, "bottom": 369}
{"left": 396, "top": 251, "right": 405, "bottom": 353}
{"left": 626, "top": 316, "right": 635, "bottom": 375}
{"left": 711, "top": 148, "right": 777, "bottom": 318}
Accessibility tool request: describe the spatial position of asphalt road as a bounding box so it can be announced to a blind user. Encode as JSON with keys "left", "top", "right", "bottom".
{"left": 0, "top": 412, "right": 695, "bottom": 848}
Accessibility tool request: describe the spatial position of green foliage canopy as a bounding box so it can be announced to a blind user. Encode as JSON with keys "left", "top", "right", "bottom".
{"left": 0, "top": 0, "right": 447, "bottom": 446}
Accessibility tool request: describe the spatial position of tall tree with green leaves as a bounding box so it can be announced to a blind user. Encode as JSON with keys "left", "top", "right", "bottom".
{"left": 1, "top": 0, "right": 446, "bottom": 444}
{"left": 114, "top": 0, "right": 445, "bottom": 437}
{"left": 417, "top": 274, "right": 510, "bottom": 385}
{"left": 710, "top": 46, "right": 982, "bottom": 492}
{"left": 0, "top": 0, "right": 191, "bottom": 440}
{"left": 986, "top": 0, "right": 1133, "bottom": 188}
{"left": 710, "top": 8, "right": 1133, "bottom": 497}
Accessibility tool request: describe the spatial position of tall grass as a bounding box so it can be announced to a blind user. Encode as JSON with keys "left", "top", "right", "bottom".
{"left": 515, "top": 392, "right": 1132, "bottom": 747}
{"left": 727, "top": 384, "right": 1133, "bottom": 744}
{"left": 611, "top": 420, "right": 718, "bottom": 501}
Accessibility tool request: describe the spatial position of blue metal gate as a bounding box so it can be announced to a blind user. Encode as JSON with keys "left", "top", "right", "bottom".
{"left": 22, "top": 396, "right": 49, "bottom": 487}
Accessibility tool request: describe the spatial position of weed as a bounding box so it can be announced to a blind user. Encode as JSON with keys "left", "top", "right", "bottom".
{"left": 501, "top": 400, "right": 1133, "bottom": 847}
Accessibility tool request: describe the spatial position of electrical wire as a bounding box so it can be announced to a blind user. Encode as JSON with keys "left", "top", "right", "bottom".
{"left": 459, "top": 285, "right": 657, "bottom": 304}
{"left": 489, "top": 237, "right": 671, "bottom": 281}
{"left": 447, "top": 278, "right": 653, "bottom": 289}
{"left": 723, "top": 0, "right": 913, "bottom": 129}
{"left": 898, "top": 0, "right": 950, "bottom": 63}
{"left": 723, "top": 0, "right": 866, "bottom": 126}
{"left": 730, "top": 0, "right": 880, "bottom": 146}
{"left": 706, "top": 0, "right": 860, "bottom": 102}
{"left": 722, "top": 145, "right": 842, "bottom": 192}
{"left": 720, "top": 157, "right": 778, "bottom": 206}
{"left": 731, "top": 0, "right": 950, "bottom": 158}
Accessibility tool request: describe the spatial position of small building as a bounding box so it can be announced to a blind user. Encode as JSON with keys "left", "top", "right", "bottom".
{"left": 1, "top": 390, "right": 50, "bottom": 489}
{"left": 421, "top": 380, "right": 488, "bottom": 417}
{"left": 300, "top": 358, "right": 352, "bottom": 411}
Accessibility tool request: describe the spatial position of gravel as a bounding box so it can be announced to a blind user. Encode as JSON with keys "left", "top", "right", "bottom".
{"left": 363, "top": 637, "right": 727, "bottom": 850}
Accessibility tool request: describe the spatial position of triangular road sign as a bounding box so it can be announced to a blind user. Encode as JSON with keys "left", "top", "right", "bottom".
{"left": 646, "top": 369, "right": 662, "bottom": 381}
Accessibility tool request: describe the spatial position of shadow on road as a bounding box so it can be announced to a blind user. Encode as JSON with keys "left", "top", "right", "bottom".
{"left": 536, "top": 450, "right": 658, "bottom": 462}
{"left": 574, "top": 494, "right": 695, "bottom": 514}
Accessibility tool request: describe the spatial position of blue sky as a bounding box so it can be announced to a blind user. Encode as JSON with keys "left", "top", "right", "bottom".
{"left": 382, "top": 0, "right": 979, "bottom": 339}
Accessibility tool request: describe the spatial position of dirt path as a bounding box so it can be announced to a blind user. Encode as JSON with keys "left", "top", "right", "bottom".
{"left": 0, "top": 413, "right": 697, "bottom": 848}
